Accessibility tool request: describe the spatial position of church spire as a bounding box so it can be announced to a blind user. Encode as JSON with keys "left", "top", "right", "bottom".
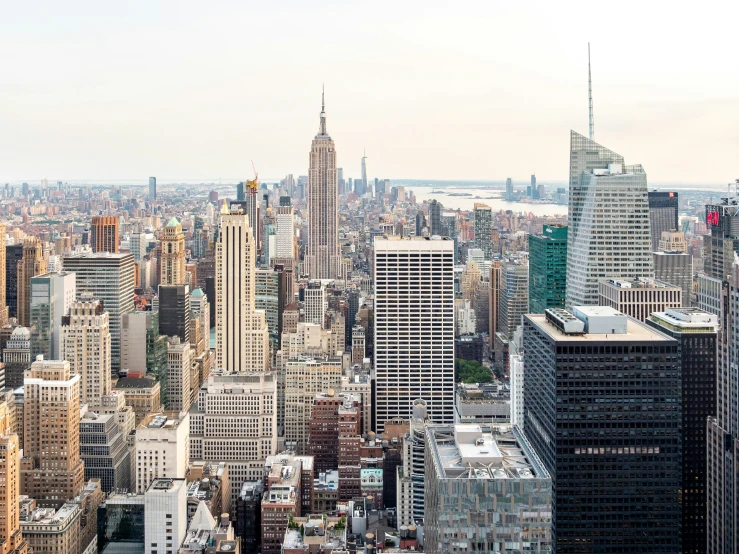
{"left": 319, "top": 84, "right": 327, "bottom": 135}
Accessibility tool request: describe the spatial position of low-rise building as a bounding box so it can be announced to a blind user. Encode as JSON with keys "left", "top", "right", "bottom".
{"left": 20, "top": 502, "right": 84, "bottom": 554}
{"left": 115, "top": 377, "right": 162, "bottom": 425}
{"left": 454, "top": 382, "right": 511, "bottom": 425}
{"left": 185, "top": 461, "right": 230, "bottom": 524}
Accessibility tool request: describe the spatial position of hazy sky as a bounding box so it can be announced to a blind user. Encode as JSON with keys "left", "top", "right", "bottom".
{"left": 1, "top": 1, "right": 737, "bottom": 185}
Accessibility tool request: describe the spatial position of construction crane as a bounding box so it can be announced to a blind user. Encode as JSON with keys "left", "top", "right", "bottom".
{"left": 246, "top": 161, "right": 258, "bottom": 194}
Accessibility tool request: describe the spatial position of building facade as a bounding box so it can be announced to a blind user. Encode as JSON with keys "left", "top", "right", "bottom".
{"left": 598, "top": 277, "right": 682, "bottom": 323}
{"left": 374, "top": 237, "right": 455, "bottom": 431}
{"left": 529, "top": 225, "right": 567, "bottom": 313}
{"left": 648, "top": 191, "right": 679, "bottom": 251}
{"left": 90, "top": 216, "right": 119, "bottom": 254}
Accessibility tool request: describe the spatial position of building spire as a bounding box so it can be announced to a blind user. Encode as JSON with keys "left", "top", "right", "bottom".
{"left": 319, "top": 84, "right": 327, "bottom": 135}
{"left": 588, "top": 43, "right": 594, "bottom": 141}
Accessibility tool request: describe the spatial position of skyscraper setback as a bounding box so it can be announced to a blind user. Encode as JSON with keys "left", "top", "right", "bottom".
{"left": 305, "top": 90, "right": 343, "bottom": 280}
{"left": 565, "top": 131, "right": 653, "bottom": 308}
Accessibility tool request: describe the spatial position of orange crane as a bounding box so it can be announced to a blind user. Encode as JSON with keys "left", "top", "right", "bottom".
{"left": 246, "top": 160, "right": 258, "bottom": 194}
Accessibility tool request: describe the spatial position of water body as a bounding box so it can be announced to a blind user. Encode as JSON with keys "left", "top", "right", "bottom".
{"left": 410, "top": 185, "right": 568, "bottom": 217}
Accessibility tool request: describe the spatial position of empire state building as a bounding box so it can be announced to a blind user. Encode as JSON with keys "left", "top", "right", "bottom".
{"left": 305, "top": 90, "right": 344, "bottom": 280}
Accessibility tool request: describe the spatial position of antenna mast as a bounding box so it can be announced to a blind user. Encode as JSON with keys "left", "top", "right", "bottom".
{"left": 588, "top": 43, "right": 594, "bottom": 141}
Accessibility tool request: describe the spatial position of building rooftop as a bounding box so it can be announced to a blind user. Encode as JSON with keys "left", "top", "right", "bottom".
{"left": 21, "top": 503, "right": 79, "bottom": 527}
{"left": 427, "top": 423, "right": 549, "bottom": 481}
{"left": 650, "top": 308, "right": 719, "bottom": 332}
{"left": 600, "top": 277, "right": 680, "bottom": 289}
{"left": 138, "top": 412, "right": 185, "bottom": 430}
{"left": 529, "top": 309, "right": 673, "bottom": 342}
{"left": 282, "top": 514, "right": 347, "bottom": 551}
{"left": 147, "top": 478, "right": 185, "bottom": 494}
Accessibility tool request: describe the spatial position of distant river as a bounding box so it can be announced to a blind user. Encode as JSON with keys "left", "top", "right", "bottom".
{"left": 410, "top": 185, "right": 567, "bottom": 217}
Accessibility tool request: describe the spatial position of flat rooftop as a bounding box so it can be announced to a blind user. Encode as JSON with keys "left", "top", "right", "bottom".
{"left": 526, "top": 311, "right": 674, "bottom": 342}
{"left": 427, "top": 423, "right": 549, "bottom": 481}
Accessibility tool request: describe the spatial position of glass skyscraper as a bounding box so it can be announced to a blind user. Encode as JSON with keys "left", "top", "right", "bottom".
{"left": 528, "top": 225, "right": 567, "bottom": 313}
{"left": 565, "top": 131, "right": 653, "bottom": 308}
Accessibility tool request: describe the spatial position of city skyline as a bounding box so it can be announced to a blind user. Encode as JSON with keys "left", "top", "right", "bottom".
{"left": 1, "top": 2, "right": 737, "bottom": 185}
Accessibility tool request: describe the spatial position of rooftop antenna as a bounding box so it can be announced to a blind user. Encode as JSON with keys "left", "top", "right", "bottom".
{"left": 588, "top": 43, "right": 594, "bottom": 141}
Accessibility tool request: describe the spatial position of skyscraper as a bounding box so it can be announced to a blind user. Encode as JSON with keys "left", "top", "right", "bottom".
{"left": 29, "top": 271, "right": 76, "bottom": 360}
{"left": 524, "top": 307, "right": 681, "bottom": 553}
{"left": 90, "top": 216, "right": 120, "bottom": 254}
{"left": 22, "top": 359, "right": 85, "bottom": 509}
{"left": 505, "top": 177, "right": 513, "bottom": 202}
{"left": 374, "top": 237, "right": 455, "bottom": 431}
{"left": 361, "top": 148, "right": 368, "bottom": 196}
{"left": 473, "top": 203, "right": 493, "bottom": 260}
{"left": 304, "top": 281, "right": 326, "bottom": 326}
{"left": 275, "top": 204, "right": 294, "bottom": 259}
{"left": 129, "top": 233, "right": 147, "bottom": 262}
{"left": 0, "top": 224, "right": 7, "bottom": 327}
{"left": 61, "top": 297, "right": 111, "bottom": 404}
{"left": 565, "top": 131, "right": 653, "bottom": 308}
{"left": 158, "top": 285, "right": 190, "bottom": 344}
{"left": 0, "top": 395, "right": 26, "bottom": 554}
{"left": 166, "top": 337, "right": 191, "bottom": 412}
{"left": 648, "top": 191, "right": 679, "bottom": 251}
{"left": 305, "top": 89, "right": 343, "bottom": 280}
{"left": 5, "top": 244, "right": 23, "bottom": 320}
{"left": 529, "top": 225, "right": 567, "bottom": 313}
{"left": 215, "top": 210, "right": 269, "bottom": 373}
{"left": 653, "top": 251, "right": 693, "bottom": 307}
{"left": 63, "top": 252, "right": 135, "bottom": 374}
{"left": 148, "top": 176, "right": 156, "bottom": 201}
{"left": 160, "top": 217, "right": 186, "bottom": 286}
{"left": 647, "top": 308, "right": 718, "bottom": 553}
{"left": 703, "top": 199, "right": 739, "bottom": 281}
{"left": 17, "top": 238, "right": 47, "bottom": 327}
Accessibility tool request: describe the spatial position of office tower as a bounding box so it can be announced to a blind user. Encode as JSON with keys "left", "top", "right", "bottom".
{"left": 158, "top": 284, "right": 190, "bottom": 343}
{"left": 144, "top": 478, "right": 188, "bottom": 554}
{"left": 529, "top": 225, "right": 568, "bottom": 313}
{"left": 473, "top": 203, "right": 493, "bottom": 259}
{"left": 189, "top": 373, "right": 277, "bottom": 501}
{"left": 135, "top": 413, "right": 189, "bottom": 493}
{"left": 304, "top": 281, "right": 326, "bottom": 325}
{"left": 60, "top": 297, "right": 111, "bottom": 404}
{"left": 523, "top": 307, "right": 680, "bottom": 553}
{"left": 17, "top": 238, "right": 47, "bottom": 327}
{"left": 488, "top": 261, "right": 501, "bottom": 348}
{"left": 653, "top": 251, "right": 693, "bottom": 307}
{"left": 121, "top": 311, "right": 163, "bottom": 376}
{"left": 505, "top": 177, "right": 513, "bottom": 201}
{"left": 0, "top": 224, "right": 6, "bottom": 327}
{"left": 566, "top": 131, "right": 653, "bottom": 308}
{"left": 396, "top": 400, "right": 429, "bottom": 527}
{"left": 284, "top": 360, "right": 343, "bottom": 455}
{"left": 79, "top": 412, "right": 131, "bottom": 493}
{"left": 704, "top": 199, "right": 739, "bottom": 281}
{"left": 647, "top": 308, "right": 718, "bottom": 553}
{"left": 255, "top": 269, "right": 282, "bottom": 350}
{"left": 166, "top": 337, "right": 192, "bottom": 412}
{"left": 414, "top": 211, "right": 426, "bottom": 237}
{"left": 239, "top": 192, "right": 261, "bottom": 254}
{"left": 63, "top": 252, "right": 135, "bottom": 373}
{"left": 305, "top": 91, "right": 343, "bottom": 281}
{"left": 129, "top": 233, "right": 147, "bottom": 261}
{"left": 598, "top": 277, "right": 682, "bottom": 322}
{"left": 648, "top": 191, "right": 679, "bottom": 251}
{"left": 537, "top": 183, "right": 545, "bottom": 200}
{"left": 2, "top": 327, "right": 30, "bottom": 390}
{"left": 148, "top": 176, "right": 157, "bottom": 201}
{"left": 428, "top": 199, "right": 441, "bottom": 236}
{"left": 270, "top": 258, "right": 296, "bottom": 310}
{"left": 29, "top": 271, "right": 76, "bottom": 360}
{"left": 374, "top": 237, "right": 455, "bottom": 431}
{"left": 0, "top": 396, "right": 25, "bottom": 554}
{"left": 361, "top": 148, "right": 368, "bottom": 196}
{"left": 498, "top": 259, "right": 529, "bottom": 339}
{"left": 216, "top": 210, "right": 269, "bottom": 373}
{"left": 264, "top": 223, "right": 276, "bottom": 267}
{"left": 160, "top": 217, "right": 186, "bottom": 286}
{"left": 90, "top": 216, "right": 120, "bottom": 253}
{"left": 22, "top": 359, "right": 85, "bottom": 509}
{"left": 190, "top": 286, "right": 211, "bottom": 340}
{"left": 236, "top": 181, "right": 246, "bottom": 202}
{"left": 351, "top": 325, "right": 365, "bottom": 363}
{"left": 5, "top": 244, "right": 23, "bottom": 320}
{"left": 275, "top": 204, "right": 294, "bottom": 259}
{"left": 658, "top": 230, "right": 687, "bottom": 253}
{"left": 707, "top": 261, "right": 739, "bottom": 553}
{"left": 20, "top": 503, "right": 82, "bottom": 554}
{"left": 424, "top": 423, "right": 552, "bottom": 554}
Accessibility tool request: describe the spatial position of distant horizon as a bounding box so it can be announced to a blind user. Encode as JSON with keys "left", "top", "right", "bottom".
{"left": 4, "top": 177, "right": 732, "bottom": 193}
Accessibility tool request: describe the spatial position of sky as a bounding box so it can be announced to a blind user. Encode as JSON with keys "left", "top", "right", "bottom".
{"left": 1, "top": 0, "right": 737, "bottom": 186}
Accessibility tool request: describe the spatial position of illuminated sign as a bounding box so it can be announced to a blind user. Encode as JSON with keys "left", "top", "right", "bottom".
{"left": 668, "top": 192, "right": 675, "bottom": 197}
{"left": 707, "top": 211, "right": 720, "bottom": 226}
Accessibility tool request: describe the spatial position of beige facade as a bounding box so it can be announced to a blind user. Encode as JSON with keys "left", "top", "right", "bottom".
{"left": 598, "top": 277, "right": 682, "bottom": 323}
{"left": 21, "top": 359, "right": 84, "bottom": 508}
{"left": 0, "top": 224, "right": 7, "bottom": 327}
{"left": 658, "top": 230, "right": 688, "bottom": 253}
{"left": 305, "top": 92, "right": 344, "bottom": 280}
{"left": 160, "top": 218, "right": 186, "bottom": 286}
{"left": 0, "top": 395, "right": 26, "bottom": 554}
{"left": 216, "top": 210, "right": 269, "bottom": 373}
{"left": 114, "top": 377, "right": 162, "bottom": 425}
{"left": 284, "top": 358, "right": 343, "bottom": 454}
{"left": 20, "top": 503, "right": 80, "bottom": 554}
{"left": 60, "top": 298, "right": 111, "bottom": 404}
{"left": 167, "top": 337, "right": 192, "bottom": 412}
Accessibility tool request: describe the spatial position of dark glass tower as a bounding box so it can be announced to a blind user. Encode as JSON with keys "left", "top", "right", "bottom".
{"left": 523, "top": 306, "right": 681, "bottom": 553}
{"left": 529, "top": 224, "right": 568, "bottom": 313}
{"left": 647, "top": 308, "right": 718, "bottom": 554}
{"left": 158, "top": 284, "right": 190, "bottom": 344}
{"left": 648, "top": 191, "right": 679, "bottom": 251}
